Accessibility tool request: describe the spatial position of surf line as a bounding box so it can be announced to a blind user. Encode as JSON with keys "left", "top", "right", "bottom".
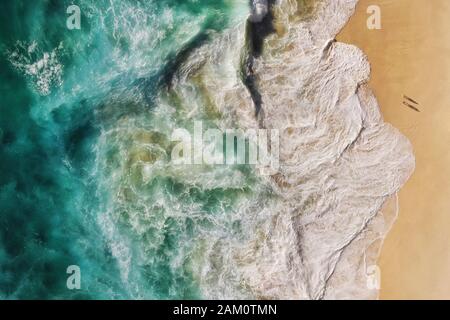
{"left": 241, "top": 0, "right": 276, "bottom": 117}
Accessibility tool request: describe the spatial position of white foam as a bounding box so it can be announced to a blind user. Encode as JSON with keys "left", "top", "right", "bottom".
{"left": 8, "top": 41, "right": 64, "bottom": 96}
{"left": 168, "top": 0, "right": 415, "bottom": 299}
{"left": 93, "top": 0, "right": 414, "bottom": 300}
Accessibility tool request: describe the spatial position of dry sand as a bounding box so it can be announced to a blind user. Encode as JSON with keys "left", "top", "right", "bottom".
{"left": 338, "top": 0, "right": 450, "bottom": 299}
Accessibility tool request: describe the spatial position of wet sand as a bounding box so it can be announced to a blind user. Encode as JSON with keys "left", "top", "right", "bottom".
{"left": 338, "top": 0, "right": 450, "bottom": 299}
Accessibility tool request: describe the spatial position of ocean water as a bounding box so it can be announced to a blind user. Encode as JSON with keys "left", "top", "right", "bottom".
{"left": 0, "top": 0, "right": 414, "bottom": 300}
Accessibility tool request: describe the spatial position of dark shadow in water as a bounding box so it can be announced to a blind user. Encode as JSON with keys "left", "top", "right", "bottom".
{"left": 136, "top": 17, "right": 227, "bottom": 106}
{"left": 136, "top": 31, "right": 211, "bottom": 105}
{"left": 241, "top": 0, "right": 276, "bottom": 117}
{"left": 160, "top": 32, "right": 211, "bottom": 90}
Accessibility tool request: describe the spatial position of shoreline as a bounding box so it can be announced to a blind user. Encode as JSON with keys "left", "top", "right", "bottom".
{"left": 338, "top": 0, "right": 450, "bottom": 299}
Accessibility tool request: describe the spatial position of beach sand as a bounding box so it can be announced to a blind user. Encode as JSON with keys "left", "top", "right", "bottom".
{"left": 338, "top": 0, "right": 450, "bottom": 299}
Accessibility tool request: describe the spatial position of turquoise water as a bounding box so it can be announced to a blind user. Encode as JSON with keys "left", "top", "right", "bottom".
{"left": 0, "top": 0, "right": 267, "bottom": 299}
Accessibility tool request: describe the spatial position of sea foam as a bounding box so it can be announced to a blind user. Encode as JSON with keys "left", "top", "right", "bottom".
{"left": 91, "top": 0, "right": 414, "bottom": 299}
{"left": 163, "top": 0, "right": 415, "bottom": 299}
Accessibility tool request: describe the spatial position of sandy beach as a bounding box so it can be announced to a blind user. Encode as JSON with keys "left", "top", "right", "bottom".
{"left": 338, "top": 0, "right": 450, "bottom": 299}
